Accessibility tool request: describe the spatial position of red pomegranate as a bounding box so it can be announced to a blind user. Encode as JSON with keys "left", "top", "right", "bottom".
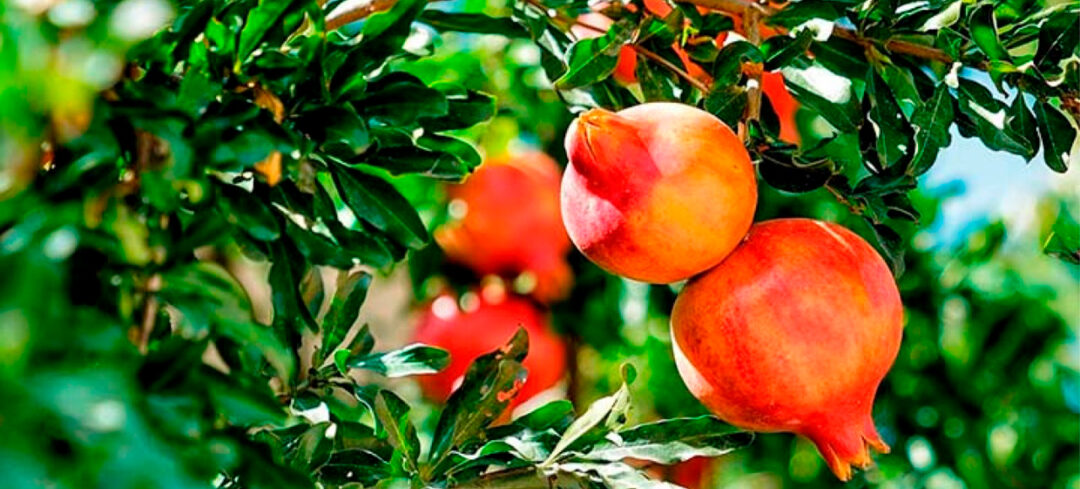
{"left": 561, "top": 102, "right": 757, "bottom": 283}
{"left": 412, "top": 289, "right": 567, "bottom": 408}
{"left": 671, "top": 218, "right": 903, "bottom": 480}
{"left": 435, "top": 152, "right": 573, "bottom": 303}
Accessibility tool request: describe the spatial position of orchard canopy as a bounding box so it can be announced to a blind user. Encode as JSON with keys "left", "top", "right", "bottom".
{"left": 1, "top": 0, "right": 1077, "bottom": 489}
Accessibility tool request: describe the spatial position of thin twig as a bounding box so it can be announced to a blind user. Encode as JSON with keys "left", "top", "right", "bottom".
{"left": 326, "top": 0, "right": 421, "bottom": 30}
{"left": 632, "top": 45, "right": 711, "bottom": 93}
{"left": 688, "top": 0, "right": 982, "bottom": 68}
{"left": 742, "top": 3, "right": 763, "bottom": 129}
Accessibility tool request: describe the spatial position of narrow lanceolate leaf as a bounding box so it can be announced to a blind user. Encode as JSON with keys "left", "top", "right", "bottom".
{"left": 238, "top": 0, "right": 302, "bottom": 63}
{"left": 543, "top": 366, "right": 635, "bottom": 465}
{"left": 956, "top": 79, "right": 1032, "bottom": 157}
{"left": 969, "top": 4, "right": 1009, "bottom": 62}
{"left": 555, "top": 22, "right": 632, "bottom": 89}
{"left": 346, "top": 344, "right": 450, "bottom": 377}
{"left": 374, "top": 390, "right": 422, "bottom": 474}
{"left": 418, "top": 11, "right": 528, "bottom": 37}
{"left": 1005, "top": 96, "right": 1040, "bottom": 162}
{"left": 1043, "top": 204, "right": 1080, "bottom": 264}
{"left": 427, "top": 329, "right": 529, "bottom": 474}
{"left": 909, "top": 84, "right": 954, "bottom": 176}
{"left": 867, "top": 70, "right": 911, "bottom": 170}
{"left": 579, "top": 416, "right": 753, "bottom": 464}
{"left": 318, "top": 270, "right": 371, "bottom": 364}
{"left": 1033, "top": 100, "right": 1077, "bottom": 173}
{"left": 781, "top": 62, "right": 861, "bottom": 132}
{"left": 332, "top": 167, "right": 429, "bottom": 249}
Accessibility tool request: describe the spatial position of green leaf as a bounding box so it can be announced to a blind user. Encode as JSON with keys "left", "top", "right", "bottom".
{"left": 758, "top": 149, "right": 835, "bottom": 193}
{"left": 543, "top": 365, "right": 635, "bottom": 465}
{"left": 216, "top": 182, "right": 281, "bottom": 241}
{"left": 761, "top": 29, "right": 814, "bottom": 71}
{"left": 374, "top": 390, "right": 422, "bottom": 474}
{"left": 781, "top": 61, "right": 861, "bottom": 132}
{"left": 579, "top": 416, "right": 753, "bottom": 464}
{"left": 1033, "top": 100, "right": 1077, "bottom": 173}
{"left": 956, "top": 78, "right": 1032, "bottom": 157}
{"left": 418, "top": 11, "right": 528, "bottom": 37}
{"left": 297, "top": 105, "right": 372, "bottom": 159}
{"left": 636, "top": 56, "right": 676, "bottom": 102}
{"left": 867, "top": 70, "right": 911, "bottom": 169}
{"left": 427, "top": 328, "right": 529, "bottom": 474}
{"left": 1043, "top": 204, "right": 1080, "bottom": 264}
{"left": 347, "top": 344, "right": 450, "bottom": 377}
{"left": 319, "top": 449, "right": 392, "bottom": 486}
{"left": 360, "top": 72, "right": 450, "bottom": 126}
{"left": 909, "top": 84, "right": 955, "bottom": 176}
{"left": 318, "top": 270, "right": 372, "bottom": 364}
{"left": 332, "top": 167, "right": 429, "bottom": 249}
{"left": 1005, "top": 95, "right": 1040, "bottom": 162}
{"left": 555, "top": 22, "right": 632, "bottom": 89}
{"left": 420, "top": 85, "right": 497, "bottom": 132}
{"left": 704, "top": 85, "right": 748, "bottom": 129}
{"left": 969, "top": 4, "right": 1010, "bottom": 61}
{"left": 358, "top": 0, "right": 427, "bottom": 60}
{"left": 207, "top": 376, "right": 287, "bottom": 426}
{"left": 334, "top": 324, "right": 377, "bottom": 374}
{"left": 285, "top": 422, "right": 335, "bottom": 471}
{"left": 237, "top": 0, "right": 302, "bottom": 64}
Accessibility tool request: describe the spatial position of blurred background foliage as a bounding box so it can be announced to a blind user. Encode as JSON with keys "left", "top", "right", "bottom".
{"left": 1, "top": 0, "right": 1078, "bottom": 488}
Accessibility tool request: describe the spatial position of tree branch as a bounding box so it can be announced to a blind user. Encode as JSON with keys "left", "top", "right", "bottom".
{"left": 632, "top": 45, "right": 712, "bottom": 94}
{"left": 325, "top": 0, "right": 415, "bottom": 30}
{"left": 686, "top": 0, "right": 982, "bottom": 68}
{"left": 450, "top": 467, "right": 550, "bottom": 489}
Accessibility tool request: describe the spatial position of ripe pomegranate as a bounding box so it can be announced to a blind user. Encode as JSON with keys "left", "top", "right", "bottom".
{"left": 671, "top": 218, "right": 903, "bottom": 480}
{"left": 435, "top": 152, "right": 573, "bottom": 303}
{"left": 412, "top": 289, "right": 567, "bottom": 408}
{"left": 561, "top": 102, "right": 757, "bottom": 283}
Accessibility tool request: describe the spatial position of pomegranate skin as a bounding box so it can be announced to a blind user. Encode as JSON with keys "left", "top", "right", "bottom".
{"left": 435, "top": 152, "right": 573, "bottom": 303}
{"left": 671, "top": 218, "right": 903, "bottom": 480}
{"left": 412, "top": 291, "right": 567, "bottom": 408}
{"left": 561, "top": 103, "right": 757, "bottom": 283}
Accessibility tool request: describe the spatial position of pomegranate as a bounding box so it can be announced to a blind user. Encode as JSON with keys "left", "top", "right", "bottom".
{"left": 561, "top": 102, "right": 757, "bottom": 283}
{"left": 671, "top": 218, "right": 903, "bottom": 480}
{"left": 435, "top": 152, "right": 573, "bottom": 303}
{"left": 412, "top": 289, "right": 567, "bottom": 408}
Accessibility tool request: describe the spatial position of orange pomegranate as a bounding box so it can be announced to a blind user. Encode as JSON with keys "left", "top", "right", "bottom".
{"left": 561, "top": 102, "right": 756, "bottom": 283}
{"left": 413, "top": 289, "right": 567, "bottom": 407}
{"left": 435, "top": 152, "right": 573, "bottom": 303}
{"left": 671, "top": 218, "right": 904, "bottom": 480}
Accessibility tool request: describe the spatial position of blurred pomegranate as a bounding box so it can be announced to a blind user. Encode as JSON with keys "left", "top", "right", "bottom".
{"left": 412, "top": 288, "right": 567, "bottom": 408}
{"left": 435, "top": 152, "right": 573, "bottom": 303}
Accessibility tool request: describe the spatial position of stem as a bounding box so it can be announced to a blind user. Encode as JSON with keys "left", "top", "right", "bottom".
{"left": 451, "top": 467, "right": 550, "bottom": 489}
{"left": 742, "top": 4, "right": 763, "bottom": 132}
{"left": 631, "top": 45, "right": 712, "bottom": 94}
{"left": 688, "top": 0, "right": 984, "bottom": 69}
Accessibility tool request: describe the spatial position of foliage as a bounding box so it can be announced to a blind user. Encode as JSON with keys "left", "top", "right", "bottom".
{"left": 1, "top": 0, "right": 1077, "bottom": 488}
{"left": 505, "top": 0, "right": 1080, "bottom": 271}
